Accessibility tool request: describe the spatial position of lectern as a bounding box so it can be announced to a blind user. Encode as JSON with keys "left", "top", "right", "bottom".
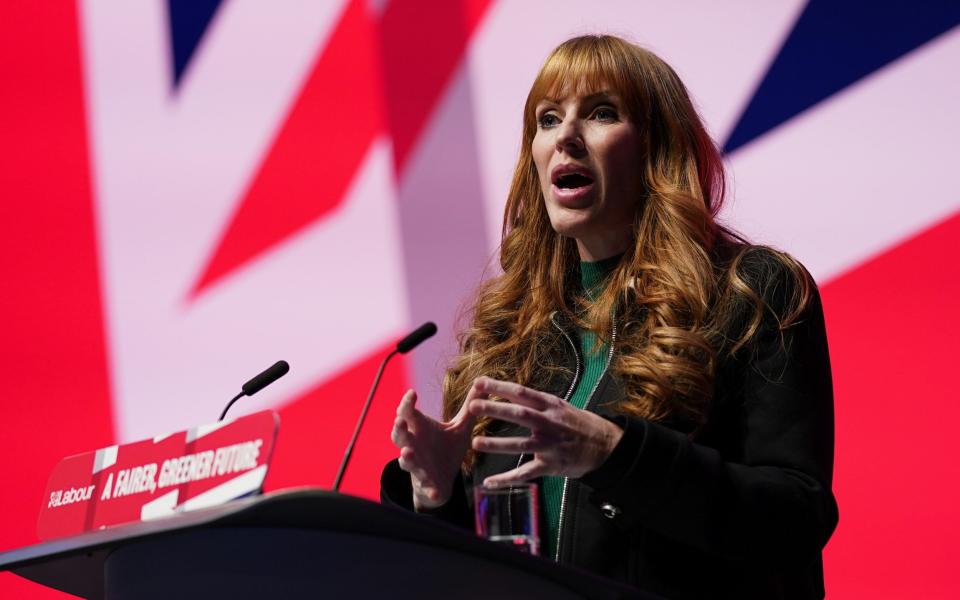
{"left": 0, "top": 489, "right": 658, "bottom": 599}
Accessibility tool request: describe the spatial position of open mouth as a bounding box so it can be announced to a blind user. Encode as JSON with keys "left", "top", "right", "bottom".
{"left": 555, "top": 172, "right": 595, "bottom": 189}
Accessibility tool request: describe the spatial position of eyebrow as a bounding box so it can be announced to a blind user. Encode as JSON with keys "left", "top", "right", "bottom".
{"left": 540, "top": 90, "right": 620, "bottom": 105}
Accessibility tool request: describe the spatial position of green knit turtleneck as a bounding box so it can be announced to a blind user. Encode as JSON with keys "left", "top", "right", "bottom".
{"left": 541, "top": 253, "right": 620, "bottom": 559}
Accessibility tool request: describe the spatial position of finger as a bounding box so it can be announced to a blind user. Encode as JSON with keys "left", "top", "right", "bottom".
{"left": 391, "top": 418, "right": 412, "bottom": 447}
{"left": 474, "top": 377, "right": 554, "bottom": 410}
{"left": 468, "top": 399, "right": 547, "bottom": 430}
{"left": 398, "top": 391, "right": 436, "bottom": 431}
{"left": 472, "top": 435, "right": 550, "bottom": 454}
{"left": 452, "top": 378, "right": 490, "bottom": 422}
{"left": 398, "top": 448, "right": 433, "bottom": 487}
{"left": 397, "top": 452, "right": 415, "bottom": 473}
{"left": 483, "top": 459, "right": 548, "bottom": 488}
{"left": 397, "top": 389, "right": 417, "bottom": 418}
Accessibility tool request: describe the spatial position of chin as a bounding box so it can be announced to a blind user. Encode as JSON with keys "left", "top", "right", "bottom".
{"left": 546, "top": 213, "right": 595, "bottom": 240}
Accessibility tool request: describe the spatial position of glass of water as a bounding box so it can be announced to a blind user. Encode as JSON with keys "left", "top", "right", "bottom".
{"left": 474, "top": 483, "right": 539, "bottom": 556}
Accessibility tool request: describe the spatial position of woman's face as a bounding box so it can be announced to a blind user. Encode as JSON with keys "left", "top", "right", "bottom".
{"left": 532, "top": 87, "right": 643, "bottom": 261}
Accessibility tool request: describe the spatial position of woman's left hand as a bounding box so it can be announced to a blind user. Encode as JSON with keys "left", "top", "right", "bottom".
{"left": 468, "top": 376, "right": 623, "bottom": 487}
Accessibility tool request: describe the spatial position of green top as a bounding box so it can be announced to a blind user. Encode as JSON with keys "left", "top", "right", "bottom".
{"left": 541, "top": 254, "right": 620, "bottom": 559}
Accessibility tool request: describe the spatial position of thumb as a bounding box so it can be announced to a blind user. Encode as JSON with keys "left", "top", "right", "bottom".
{"left": 453, "top": 380, "right": 487, "bottom": 426}
{"left": 398, "top": 389, "right": 418, "bottom": 418}
{"left": 400, "top": 390, "right": 440, "bottom": 432}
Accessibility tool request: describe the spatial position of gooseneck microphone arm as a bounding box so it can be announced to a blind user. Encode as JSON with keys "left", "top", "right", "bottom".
{"left": 219, "top": 360, "right": 291, "bottom": 421}
{"left": 333, "top": 322, "right": 437, "bottom": 492}
{"left": 219, "top": 392, "right": 246, "bottom": 422}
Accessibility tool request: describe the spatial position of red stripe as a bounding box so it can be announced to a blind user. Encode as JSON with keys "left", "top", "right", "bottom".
{"left": 190, "top": 0, "right": 384, "bottom": 297}
{"left": 189, "top": 0, "right": 495, "bottom": 297}
{"left": 380, "top": 0, "right": 494, "bottom": 171}
{"left": 822, "top": 210, "right": 960, "bottom": 597}
{"left": 0, "top": 1, "right": 114, "bottom": 598}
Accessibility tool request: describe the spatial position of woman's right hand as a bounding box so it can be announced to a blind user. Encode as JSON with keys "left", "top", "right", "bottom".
{"left": 391, "top": 384, "right": 482, "bottom": 510}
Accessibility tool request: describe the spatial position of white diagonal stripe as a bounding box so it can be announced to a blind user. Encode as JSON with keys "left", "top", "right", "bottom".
{"left": 141, "top": 489, "right": 179, "bottom": 521}
{"left": 179, "top": 465, "right": 268, "bottom": 512}
{"left": 93, "top": 445, "right": 118, "bottom": 474}
{"left": 186, "top": 419, "right": 234, "bottom": 443}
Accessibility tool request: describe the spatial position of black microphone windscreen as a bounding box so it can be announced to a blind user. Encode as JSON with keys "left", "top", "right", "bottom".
{"left": 242, "top": 360, "right": 290, "bottom": 396}
{"left": 396, "top": 322, "right": 437, "bottom": 354}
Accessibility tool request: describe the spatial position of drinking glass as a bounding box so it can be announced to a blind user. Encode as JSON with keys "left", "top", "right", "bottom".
{"left": 473, "top": 483, "right": 539, "bottom": 556}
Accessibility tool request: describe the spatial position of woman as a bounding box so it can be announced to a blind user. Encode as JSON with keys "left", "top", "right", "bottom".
{"left": 381, "top": 35, "right": 837, "bottom": 599}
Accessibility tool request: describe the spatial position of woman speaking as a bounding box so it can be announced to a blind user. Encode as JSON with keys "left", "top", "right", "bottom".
{"left": 381, "top": 34, "right": 837, "bottom": 599}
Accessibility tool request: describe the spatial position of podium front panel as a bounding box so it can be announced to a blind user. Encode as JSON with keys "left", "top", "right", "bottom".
{"left": 105, "top": 527, "right": 585, "bottom": 599}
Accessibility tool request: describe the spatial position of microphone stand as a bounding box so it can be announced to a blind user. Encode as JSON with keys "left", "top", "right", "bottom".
{"left": 332, "top": 349, "right": 397, "bottom": 492}
{"left": 332, "top": 322, "right": 435, "bottom": 491}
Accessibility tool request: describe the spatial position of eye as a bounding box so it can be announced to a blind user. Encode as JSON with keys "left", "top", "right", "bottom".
{"left": 537, "top": 111, "right": 560, "bottom": 128}
{"left": 592, "top": 105, "right": 619, "bottom": 122}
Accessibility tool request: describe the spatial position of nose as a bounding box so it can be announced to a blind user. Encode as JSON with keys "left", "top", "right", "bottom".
{"left": 555, "top": 118, "right": 584, "bottom": 154}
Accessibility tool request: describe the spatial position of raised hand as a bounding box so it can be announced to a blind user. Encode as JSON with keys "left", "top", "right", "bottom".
{"left": 390, "top": 383, "right": 483, "bottom": 510}
{"left": 467, "top": 376, "right": 623, "bottom": 488}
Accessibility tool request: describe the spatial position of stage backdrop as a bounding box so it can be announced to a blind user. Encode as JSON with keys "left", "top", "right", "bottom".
{"left": 2, "top": 1, "right": 958, "bottom": 598}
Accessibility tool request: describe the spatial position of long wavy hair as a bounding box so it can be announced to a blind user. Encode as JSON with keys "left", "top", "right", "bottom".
{"left": 443, "top": 35, "right": 810, "bottom": 463}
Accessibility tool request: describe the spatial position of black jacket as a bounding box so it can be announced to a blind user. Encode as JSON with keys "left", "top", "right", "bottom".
{"left": 381, "top": 252, "right": 838, "bottom": 599}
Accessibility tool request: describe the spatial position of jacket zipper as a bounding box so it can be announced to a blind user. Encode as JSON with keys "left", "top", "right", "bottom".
{"left": 550, "top": 312, "right": 582, "bottom": 403}
{"left": 554, "top": 316, "right": 616, "bottom": 561}
{"left": 509, "top": 314, "right": 580, "bottom": 546}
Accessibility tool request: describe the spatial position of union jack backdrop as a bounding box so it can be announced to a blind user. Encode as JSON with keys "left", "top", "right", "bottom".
{"left": 2, "top": 1, "right": 958, "bottom": 598}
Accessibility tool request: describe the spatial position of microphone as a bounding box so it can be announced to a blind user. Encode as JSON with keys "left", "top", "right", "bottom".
{"left": 396, "top": 321, "right": 437, "bottom": 354}
{"left": 333, "top": 322, "right": 437, "bottom": 491}
{"left": 219, "top": 360, "right": 290, "bottom": 421}
{"left": 242, "top": 360, "right": 290, "bottom": 396}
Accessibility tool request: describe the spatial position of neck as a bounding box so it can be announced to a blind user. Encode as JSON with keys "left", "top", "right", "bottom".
{"left": 575, "top": 230, "right": 632, "bottom": 262}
